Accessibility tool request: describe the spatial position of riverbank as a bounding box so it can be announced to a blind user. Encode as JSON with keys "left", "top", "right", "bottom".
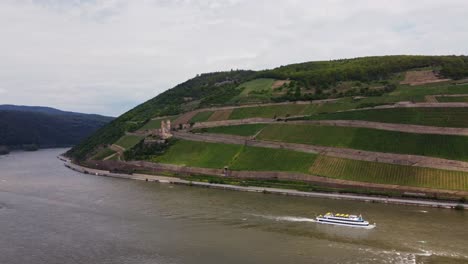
{"left": 60, "top": 156, "right": 467, "bottom": 210}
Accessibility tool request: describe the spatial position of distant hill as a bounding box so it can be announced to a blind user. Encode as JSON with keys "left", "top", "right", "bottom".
{"left": 67, "top": 55, "right": 468, "bottom": 160}
{"left": 0, "top": 105, "right": 114, "bottom": 152}
{"left": 65, "top": 55, "right": 468, "bottom": 199}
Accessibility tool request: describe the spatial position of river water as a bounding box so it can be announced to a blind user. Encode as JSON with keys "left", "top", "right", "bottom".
{"left": 0, "top": 149, "right": 467, "bottom": 264}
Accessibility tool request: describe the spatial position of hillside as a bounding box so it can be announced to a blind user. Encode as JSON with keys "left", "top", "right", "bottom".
{"left": 67, "top": 55, "right": 468, "bottom": 200}
{"left": 0, "top": 105, "right": 114, "bottom": 153}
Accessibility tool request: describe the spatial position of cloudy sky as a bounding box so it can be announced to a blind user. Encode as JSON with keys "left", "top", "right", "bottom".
{"left": 1, "top": 0, "right": 467, "bottom": 116}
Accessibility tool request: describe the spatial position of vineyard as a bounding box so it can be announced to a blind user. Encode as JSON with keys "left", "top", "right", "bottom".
{"left": 189, "top": 111, "right": 214, "bottom": 123}
{"left": 355, "top": 83, "right": 468, "bottom": 104}
{"left": 114, "top": 135, "right": 145, "bottom": 149}
{"left": 436, "top": 96, "right": 468, "bottom": 103}
{"left": 207, "top": 109, "right": 233, "bottom": 121}
{"left": 309, "top": 156, "right": 468, "bottom": 191}
{"left": 257, "top": 124, "right": 468, "bottom": 161}
{"left": 140, "top": 115, "right": 179, "bottom": 130}
{"left": 195, "top": 124, "right": 267, "bottom": 136}
{"left": 152, "top": 140, "right": 241, "bottom": 168}
{"left": 304, "top": 107, "right": 468, "bottom": 128}
{"left": 230, "top": 145, "right": 316, "bottom": 173}
{"left": 153, "top": 139, "right": 316, "bottom": 172}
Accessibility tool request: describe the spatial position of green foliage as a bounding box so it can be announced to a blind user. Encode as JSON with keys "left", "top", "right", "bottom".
{"left": 114, "top": 135, "right": 145, "bottom": 149}
{"left": 189, "top": 111, "right": 214, "bottom": 123}
{"left": 91, "top": 148, "right": 116, "bottom": 160}
{"left": 195, "top": 124, "right": 268, "bottom": 136}
{"left": 239, "top": 78, "right": 275, "bottom": 95}
{"left": 257, "top": 124, "right": 468, "bottom": 161}
{"left": 439, "top": 56, "right": 468, "bottom": 79}
{"left": 0, "top": 109, "right": 112, "bottom": 149}
{"left": 310, "top": 156, "right": 468, "bottom": 191}
{"left": 230, "top": 146, "right": 317, "bottom": 173}
{"left": 259, "top": 55, "right": 468, "bottom": 88}
{"left": 22, "top": 144, "right": 39, "bottom": 151}
{"left": 124, "top": 139, "right": 176, "bottom": 161}
{"left": 301, "top": 108, "right": 468, "bottom": 127}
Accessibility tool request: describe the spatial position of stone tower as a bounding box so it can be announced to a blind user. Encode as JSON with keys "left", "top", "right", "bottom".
{"left": 160, "top": 120, "right": 172, "bottom": 139}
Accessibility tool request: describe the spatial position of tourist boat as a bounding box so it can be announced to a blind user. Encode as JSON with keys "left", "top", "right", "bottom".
{"left": 315, "top": 212, "right": 374, "bottom": 228}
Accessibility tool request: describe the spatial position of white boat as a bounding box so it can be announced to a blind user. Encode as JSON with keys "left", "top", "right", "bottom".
{"left": 315, "top": 212, "right": 374, "bottom": 228}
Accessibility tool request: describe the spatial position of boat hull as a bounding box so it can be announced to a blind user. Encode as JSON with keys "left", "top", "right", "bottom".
{"left": 316, "top": 218, "right": 372, "bottom": 228}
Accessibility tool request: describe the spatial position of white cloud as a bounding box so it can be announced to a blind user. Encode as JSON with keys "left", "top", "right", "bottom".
{"left": 0, "top": 0, "right": 467, "bottom": 116}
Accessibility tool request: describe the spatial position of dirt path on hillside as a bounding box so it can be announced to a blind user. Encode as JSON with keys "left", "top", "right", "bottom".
{"left": 172, "top": 131, "right": 468, "bottom": 173}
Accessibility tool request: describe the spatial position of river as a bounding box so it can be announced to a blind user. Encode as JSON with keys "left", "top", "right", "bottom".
{"left": 0, "top": 149, "right": 467, "bottom": 264}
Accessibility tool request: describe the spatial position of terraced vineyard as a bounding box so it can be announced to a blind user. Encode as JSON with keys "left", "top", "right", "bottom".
{"left": 152, "top": 140, "right": 241, "bottom": 168}
{"left": 309, "top": 156, "right": 468, "bottom": 191}
{"left": 228, "top": 100, "right": 363, "bottom": 120}
{"left": 195, "top": 124, "right": 267, "bottom": 136}
{"left": 257, "top": 124, "right": 468, "bottom": 161}
{"left": 114, "top": 135, "right": 145, "bottom": 149}
{"left": 437, "top": 96, "right": 468, "bottom": 103}
{"left": 303, "top": 107, "right": 468, "bottom": 127}
{"left": 230, "top": 146, "right": 316, "bottom": 173}
{"left": 153, "top": 139, "right": 316, "bottom": 172}
{"left": 140, "top": 115, "right": 179, "bottom": 130}
{"left": 355, "top": 83, "right": 468, "bottom": 104}
{"left": 189, "top": 111, "right": 214, "bottom": 123}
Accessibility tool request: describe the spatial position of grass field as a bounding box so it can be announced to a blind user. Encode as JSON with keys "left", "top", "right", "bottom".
{"left": 303, "top": 107, "right": 468, "bottom": 128}
{"left": 196, "top": 124, "right": 268, "bottom": 136}
{"left": 257, "top": 124, "right": 468, "bottom": 161}
{"left": 153, "top": 140, "right": 316, "bottom": 173}
{"left": 436, "top": 96, "right": 468, "bottom": 103}
{"left": 189, "top": 111, "right": 214, "bottom": 123}
{"left": 91, "top": 148, "right": 116, "bottom": 160}
{"left": 140, "top": 116, "right": 179, "bottom": 130}
{"left": 114, "top": 135, "right": 145, "bottom": 149}
{"left": 309, "top": 156, "right": 468, "bottom": 191}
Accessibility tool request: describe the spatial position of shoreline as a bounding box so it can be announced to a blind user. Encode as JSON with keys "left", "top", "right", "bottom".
{"left": 59, "top": 156, "right": 467, "bottom": 210}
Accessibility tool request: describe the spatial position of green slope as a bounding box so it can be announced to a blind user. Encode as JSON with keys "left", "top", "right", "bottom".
{"left": 67, "top": 55, "right": 468, "bottom": 160}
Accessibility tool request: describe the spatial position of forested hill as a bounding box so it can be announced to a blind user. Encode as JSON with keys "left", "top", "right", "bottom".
{"left": 67, "top": 55, "right": 468, "bottom": 160}
{"left": 0, "top": 105, "right": 114, "bottom": 152}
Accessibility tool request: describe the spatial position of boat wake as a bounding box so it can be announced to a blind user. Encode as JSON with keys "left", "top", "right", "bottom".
{"left": 251, "top": 214, "right": 316, "bottom": 223}
{"left": 252, "top": 214, "right": 377, "bottom": 229}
